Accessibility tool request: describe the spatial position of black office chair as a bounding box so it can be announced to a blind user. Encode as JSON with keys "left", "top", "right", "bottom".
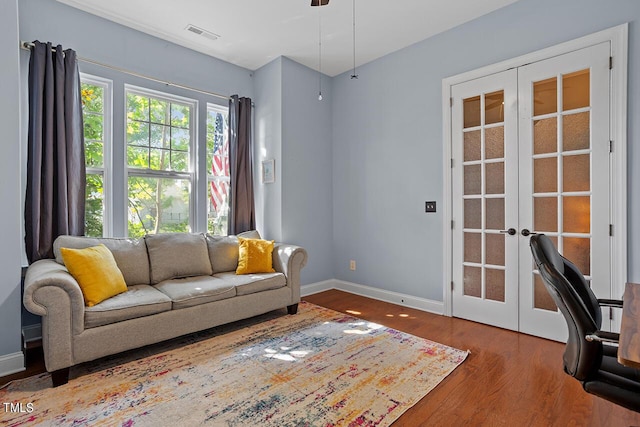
{"left": 529, "top": 234, "right": 640, "bottom": 412}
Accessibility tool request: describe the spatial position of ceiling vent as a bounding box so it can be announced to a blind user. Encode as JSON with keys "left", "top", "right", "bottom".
{"left": 185, "top": 24, "right": 220, "bottom": 41}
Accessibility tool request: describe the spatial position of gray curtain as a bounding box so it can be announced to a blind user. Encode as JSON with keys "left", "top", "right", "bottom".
{"left": 25, "top": 41, "right": 85, "bottom": 263}
{"left": 228, "top": 95, "right": 255, "bottom": 235}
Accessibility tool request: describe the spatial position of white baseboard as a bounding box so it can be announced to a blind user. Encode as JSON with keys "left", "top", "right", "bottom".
{"left": 301, "top": 279, "right": 444, "bottom": 315}
{"left": 0, "top": 352, "right": 24, "bottom": 377}
{"left": 300, "top": 280, "right": 336, "bottom": 296}
{"left": 22, "top": 324, "right": 42, "bottom": 343}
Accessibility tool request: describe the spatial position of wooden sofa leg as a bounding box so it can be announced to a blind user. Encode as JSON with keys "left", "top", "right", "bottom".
{"left": 287, "top": 304, "right": 299, "bottom": 315}
{"left": 51, "top": 367, "right": 70, "bottom": 387}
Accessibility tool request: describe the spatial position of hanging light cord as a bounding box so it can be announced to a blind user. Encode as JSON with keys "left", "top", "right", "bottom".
{"left": 318, "top": 6, "right": 323, "bottom": 100}
{"left": 351, "top": 0, "right": 358, "bottom": 79}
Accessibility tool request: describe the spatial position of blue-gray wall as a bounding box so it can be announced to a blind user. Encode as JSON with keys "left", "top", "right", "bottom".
{"left": 331, "top": 0, "right": 640, "bottom": 301}
{"left": 0, "top": 0, "right": 24, "bottom": 370}
{"left": 254, "top": 57, "right": 334, "bottom": 285}
{"left": 254, "top": 58, "right": 284, "bottom": 242}
{"left": 281, "top": 58, "right": 333, "bottom": 285}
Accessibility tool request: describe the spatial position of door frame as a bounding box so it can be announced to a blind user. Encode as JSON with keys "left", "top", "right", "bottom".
{"left": 442, "top": 24, "right": 628, "bottom": 331}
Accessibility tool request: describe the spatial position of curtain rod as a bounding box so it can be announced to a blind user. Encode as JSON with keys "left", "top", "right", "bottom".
{"left": 20, "top": 41, "right": 232, "bottom": 102}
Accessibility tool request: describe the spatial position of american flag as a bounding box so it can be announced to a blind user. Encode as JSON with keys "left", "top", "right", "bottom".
{"left": 209, "top": 132, "right": 229, "bottom": 213}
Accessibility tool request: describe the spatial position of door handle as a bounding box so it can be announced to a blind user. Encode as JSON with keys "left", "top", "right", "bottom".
{"left": 500, "top": 228, "right": 517, "bottom": 236}
{"left": 521, "top": 229, "right": 538, "bottom": 237}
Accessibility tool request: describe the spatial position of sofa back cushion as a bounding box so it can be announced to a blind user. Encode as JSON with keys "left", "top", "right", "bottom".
{"left": 206, "top": 230, "right": 261, "bottom": 273}
{"left": 145, "top": 233, "right": 213, "bottom": 284}
{"left": 206, "top": 235, "right": 240, "bottom": 273}
{"left": 54, "top": 236, "right": 150, "bottom": 286}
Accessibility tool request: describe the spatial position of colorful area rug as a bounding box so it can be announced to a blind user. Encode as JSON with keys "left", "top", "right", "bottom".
{"left": 1, "top": 302, "right": 468, "bottom": 426}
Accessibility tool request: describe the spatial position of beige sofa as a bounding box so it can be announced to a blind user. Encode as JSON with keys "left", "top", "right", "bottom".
{"left": 23, "top": 231, "right": 307, "bottom": 387}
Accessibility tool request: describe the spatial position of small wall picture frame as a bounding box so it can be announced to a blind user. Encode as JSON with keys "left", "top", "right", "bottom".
{"left": 262, "top": 159, "right": 275, "bottom": 184}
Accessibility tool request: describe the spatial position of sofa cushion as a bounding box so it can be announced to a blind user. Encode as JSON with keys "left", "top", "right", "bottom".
{"left": 154, "top": 275, "right": 236, "bottom": 310}
{"left": 84, "top": 284, "right": 172, "bottom": 329}
{"left": 206, "top": 230, "right": 262, "bottom": 273}
{"left": 206, "top": 235, "right": 240, "bottom": 273}
{"left": 60, "top": 244, "right": 128, "bottom": 307}
{"left": 213, "top": 271, "right": 286, "bottom": 296}
{"left": 145, "top": 233, "right": 213, "bottom": 284}
{"left": 238, "top": 230, "right": 261, "bottom": 240}
{"left": 54, "top": 235, "right": 150, "bottom": 286}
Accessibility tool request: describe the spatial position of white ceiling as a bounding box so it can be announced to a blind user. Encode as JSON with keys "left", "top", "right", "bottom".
{"left": 57, "top": 0, "right": 519, "bottom": 77}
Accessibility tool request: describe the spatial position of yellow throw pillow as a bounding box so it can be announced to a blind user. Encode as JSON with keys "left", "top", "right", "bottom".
{"left": 60, "top": 244, "right": 127, "bottom": 307}
{"left": 236, "top": 237, "right": 276, "bottom": 275}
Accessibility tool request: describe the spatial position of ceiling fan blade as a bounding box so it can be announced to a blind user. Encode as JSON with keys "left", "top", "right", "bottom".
{"left": 311, "top": 0, "right": 329, "bottom": 6}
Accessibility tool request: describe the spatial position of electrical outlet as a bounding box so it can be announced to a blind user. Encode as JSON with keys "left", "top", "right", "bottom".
{"left": 425, "top": 201, "right": 436, "bottom": 213}
{"left": 349, "top": 260, "right": 356, "bottom": 271}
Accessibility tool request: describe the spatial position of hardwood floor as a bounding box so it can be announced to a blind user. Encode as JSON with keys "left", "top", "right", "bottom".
{"left": 304, "top": 290, "right": 640, "bottom": 426}
{"left": 3, "top": 289, "right": 640, "bottom": 426}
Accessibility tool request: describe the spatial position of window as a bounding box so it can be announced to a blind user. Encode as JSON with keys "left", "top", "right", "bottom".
{"left": 206, "top": 104, "right": 230, "bottom": 234}
{"left": 125, "top": 87, "right": 196, "bottom": 237}
{"left": 81, "top": 75, "right": 111, "bottom": 237}
{"left": 80, "top": 79, "right": 231, "bottom": 239}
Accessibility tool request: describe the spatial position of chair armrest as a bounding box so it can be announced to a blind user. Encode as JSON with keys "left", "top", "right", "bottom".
{"left": 598, "top": 298, "right": 623, "bottom": 309}
{"left": 586, "top": 330, "right": 620, "bottom": 345}
{"left": 272, "top": 243, "right": 308, "bottom": 303}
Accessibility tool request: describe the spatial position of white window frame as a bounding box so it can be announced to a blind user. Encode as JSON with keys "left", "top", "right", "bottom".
{"left": 123, "top": 85, "right": 198, "bottom": 237}
{"left": 80, "top": 73, "right": 113, "bottom": 237}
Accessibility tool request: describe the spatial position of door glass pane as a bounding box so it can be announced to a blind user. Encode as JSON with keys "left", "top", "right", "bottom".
{"left": 563, "top": 112, "right": 590, "bottom": 151}
{"left": 485, "top": 198, "right": 505, "bottom": 230}
{"left": 533, "top": 118, "right": 557, "bottom": 154}
{"left": 563, "top": 154, "right": 590, "bottom": 192}
{"left": 486, "top": 269, "right": 505, "bottom": 302}
{"left": 563, "top": 69, "right": 590, "bottom": 111}
{"left": 464, "top": 96, "right": 481, "bottom": 128}
{"left": 464, "top": 232, "right": 481, "bottom": 263}
{"left": 464, "top": 266, "right": 481, "bottom": 298}
{"left": 534, "top": 197, "right": 558, "bottom": 232}
{"left": 486, "top": 233, "right": 505, "bottom": 266}
{"left": 464, "top": 164, "right": 481, "bottom": 195}
{"left": 485, "top": 91, "right": 504, "bottom": 125}
{"left": 563, "top": 196, "right": 590, "bottom": 234}
{"left": 533, "top": 157, "right": 557, "bottom": 193}
{"left": 534, "top": 273, "right": 557, "bottom": 311}
{"left": 563, "top": 237, "right": 591, "bottom": 275}
{"left": 485, "top": 127, "right": 504, "bottom": 159}
{"left": 534, "top": 77, "right": 557, "bottom": 116}
{"left": 464, "top": 130, "right": 481, "bottom": 161}
{"left": 485, "top": 162, "right": 504, "bottom": 194}
{"left": 464, "top": 199, "right": 481, "bottom": 229}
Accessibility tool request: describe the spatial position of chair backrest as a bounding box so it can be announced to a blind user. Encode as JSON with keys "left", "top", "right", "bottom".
{"left": 529, "top": 234, "right": 603, "bottom": 380}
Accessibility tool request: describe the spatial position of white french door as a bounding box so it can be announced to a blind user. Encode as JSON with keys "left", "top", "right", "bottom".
{"left": 451, "top": 69, "right": 519, "bottom": 330}
{"left": 451, "top": 42, "right": 611, "bottom": 341}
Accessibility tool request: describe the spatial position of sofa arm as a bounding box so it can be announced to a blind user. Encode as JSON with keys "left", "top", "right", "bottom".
{"left": 24, "top": 259, "right": 86, "bottom": 371}
{"left": 272, "top": 244, "right": 308, "bottom": 303}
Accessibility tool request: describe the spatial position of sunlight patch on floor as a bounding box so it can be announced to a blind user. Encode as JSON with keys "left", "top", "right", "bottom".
{"left": 263, "top": 347, "right": 312, "bottom": 362}
{"left": 343, "top": 321, "right": 383, "bottom": 335}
